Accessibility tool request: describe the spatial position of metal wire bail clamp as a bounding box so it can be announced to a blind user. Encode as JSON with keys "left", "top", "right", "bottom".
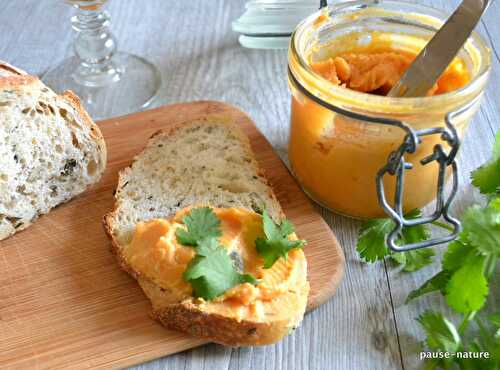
{"left": 375, "top": 108, "right": 465, "bottom": 252}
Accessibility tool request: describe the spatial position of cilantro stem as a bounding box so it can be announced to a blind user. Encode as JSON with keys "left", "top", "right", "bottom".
{"left": 475, "top": 316, "right": 495, "bottom": 348}
{"left": 458, "top": 311, "right": 476, "bottom": 335}
{"left": 484, "top": 254, "right": 496, "bottom": 279}
{"left": 430, "top": 220, "right": 455, "bottom": 232}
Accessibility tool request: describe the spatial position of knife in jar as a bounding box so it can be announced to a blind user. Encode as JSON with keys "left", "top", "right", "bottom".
{"left": 388, "top": 0, "right": 491, "bottom": 98}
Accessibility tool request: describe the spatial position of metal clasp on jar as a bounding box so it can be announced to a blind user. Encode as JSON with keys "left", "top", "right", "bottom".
{"left": 374, "top": 104, "right": 471, "bottom": 251}
{"left": 374, "top": 96, "right": 485, "bottom": 251}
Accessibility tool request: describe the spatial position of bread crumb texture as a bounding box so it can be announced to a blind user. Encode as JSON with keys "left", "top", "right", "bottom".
{"left": 110, "top": 120, "right": 282, "bottom": 246}
{"left": 0, "top": 74, "right": 105, "bottom": 239}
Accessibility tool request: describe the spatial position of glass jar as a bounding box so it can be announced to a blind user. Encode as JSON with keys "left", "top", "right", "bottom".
{"left": 287, "top": 0, "right": 491, "bottom": 220}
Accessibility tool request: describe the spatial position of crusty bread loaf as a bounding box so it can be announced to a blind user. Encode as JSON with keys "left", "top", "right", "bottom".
{"left": 0, "top": 61, "right": 107, "bottom": 240}
{"left": 104, "top": 117, "right": 309, "bottom": 346}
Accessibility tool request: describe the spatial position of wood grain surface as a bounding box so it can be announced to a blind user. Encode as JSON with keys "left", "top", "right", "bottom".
{"left": 0, "top": 101, "right": 345, "bottom": 370}
{"left": 0, "top": 0, "right": 498, "bottom": 369}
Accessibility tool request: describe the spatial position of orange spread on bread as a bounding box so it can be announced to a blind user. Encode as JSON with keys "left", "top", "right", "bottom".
{"left": 124, "top": 207, "right": 306, "bottom": 321}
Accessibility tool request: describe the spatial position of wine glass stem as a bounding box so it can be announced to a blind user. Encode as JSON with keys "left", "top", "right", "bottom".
{"left": 71, "top": 5, "right": 120, "bottom": 86}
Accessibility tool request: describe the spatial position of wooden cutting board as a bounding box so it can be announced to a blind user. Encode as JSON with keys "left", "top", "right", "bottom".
{"left": 0, "top": 101, "right": 345, "bottom": 370}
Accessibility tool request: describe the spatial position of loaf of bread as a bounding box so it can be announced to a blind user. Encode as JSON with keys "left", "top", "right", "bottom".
{"left": 0, "top": 61, "right": 107, "bottom": 240}
{"left": 104, "top": 117, "right": 309, "bottom": 346}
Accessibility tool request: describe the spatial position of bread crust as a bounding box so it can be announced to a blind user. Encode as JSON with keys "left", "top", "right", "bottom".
{"left": 0, "top": 60, "right": 106, "bottom": 166}
{"left": 0, "top": 60, "right": 38, "bottom": 87}
{"left": 62, "top": 90, "right": 107, "bottom": 171}
{"left": 154, "top": 300, "right": 301, "bottom": 346}
{"left": 103, "top": 117, "right": 308, "bottom": 346}
{"left": 135, "top": 276, "right": 308, "bottom": 346}
{"left": 0, "top": 60, "right": 27, "bottom": 75}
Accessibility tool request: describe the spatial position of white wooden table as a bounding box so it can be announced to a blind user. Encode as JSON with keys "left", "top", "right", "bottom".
{"left": 1, "top": 1, "right": 498, "bottom": 369}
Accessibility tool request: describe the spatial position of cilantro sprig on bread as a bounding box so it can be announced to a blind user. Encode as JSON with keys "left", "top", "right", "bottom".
{"left": 104, "top": 118, "right": 309, "bottom": 346}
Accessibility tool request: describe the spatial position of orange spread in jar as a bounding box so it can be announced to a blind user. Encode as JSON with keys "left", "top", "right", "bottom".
{"left": 289, "top": 34, "right": 471, "bottom": 218}
{"left": 310, "top": 50, "right": 469, "bottom": 96}
{"left": 124, "top": 207, "right": 308, "bottom": 321}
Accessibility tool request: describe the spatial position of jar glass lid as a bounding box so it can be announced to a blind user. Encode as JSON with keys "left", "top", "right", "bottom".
{"left": 232, "top": 0, "right": 333, "bottom": 49}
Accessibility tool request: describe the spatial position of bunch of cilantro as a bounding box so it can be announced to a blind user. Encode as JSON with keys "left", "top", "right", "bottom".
{"left": 177, "top": 207, "right": 305, "bottom": 300}
{"left": 356, "top": 132, "right": 500, "bottom": 369}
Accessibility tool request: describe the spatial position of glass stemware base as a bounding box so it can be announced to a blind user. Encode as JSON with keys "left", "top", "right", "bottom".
{"left": 43, "top": 52, "right": 161, "bottom": 120}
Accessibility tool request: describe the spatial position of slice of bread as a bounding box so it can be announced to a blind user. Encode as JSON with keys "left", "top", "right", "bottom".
{"left": 0, "top": 61, "right": 107, "bottom": 240}
{"left": 104, "top": 117, "right": 309, "bottom": 346}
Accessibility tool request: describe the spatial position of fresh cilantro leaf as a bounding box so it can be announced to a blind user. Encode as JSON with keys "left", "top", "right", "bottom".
{"left": 390, "top": 209, "right": 435, "bottom": 272}
{"left": 390, "top": 220, "right": 435, "bottom": 272}
{"left": 278, "top": 219, "right": 295, "bottom": 238}
{"left": 406, "top": 220, "right": 492, "bottom": 306}
{"left": 445, "top": 253, "right": 488, "bottom": 314}
{"left": 407, "top": 239, "right": 479, "bottom": 304}
{"left": 471, "top": 131, "right": 500, "bottom": 196}
{"left": 470, "top": 316, "right": 500, "bottom": 369}
{"left": 176, "top": 207, "right": 222, "bottom": 246}
{"left": 262, "top": 211, "right": 295, "bottom": 240}
{"left": 177, "top": 208, "right": 258, "bottom": 300}
{"left": 256, "top": 238, "right": 304, "bottom": 268}
{"left": 193, "top": 236, "right": 219, "bottom": 256}
{"left": 401, "top": 209, "right": 431, "bottom": 240}
{"left": 183, "top": 238, "right": 257, "bottom": 300}
{"left": 406, "top": 270, "right": 451, "bottom": 303}
{"left": 255, "top": 211, "right": 306, "bottom": 268}
{"left": 356, "top": 209, "right": 434, "bottom": 271}
{"left": 356, "top": 218, "right": 393, "bottom": 262}
{"left": 462, "top": 198, "right": 500, "bottom": 257}
{"left": 442, "top": 238, "right": 474, "bottom": 271}
{"left": 390, "top": 248, "right": 435, "bottom": 272}
{"left": 417, "top": 311, "right": 461, "bottom": 352}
